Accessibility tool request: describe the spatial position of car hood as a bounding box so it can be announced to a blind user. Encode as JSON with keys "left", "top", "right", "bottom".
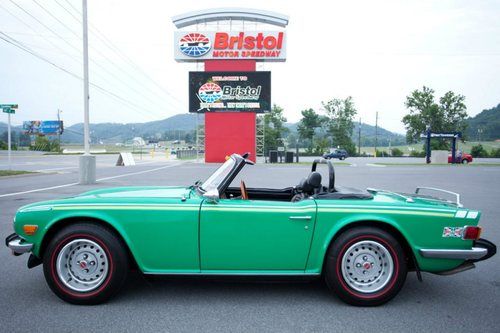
{"left": 75, "top": 186, "right": 191, "bottom": 199}
{"left": 17, "top": 186, "right": 193, "bottom": 212}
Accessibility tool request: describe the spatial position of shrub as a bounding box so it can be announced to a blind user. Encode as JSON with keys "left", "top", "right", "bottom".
{"left": 489, "top": 148, "right": 500, "bottom": 158}
{"left": 391, "top": 148, "right": 404, "bottom": 157}
{"left": 410, "top": 150, "right": 426, "bottom": 158}
{"left": 471, "top": 144, "right": 489, "bottom": 158}
{"left": 375, "top": 149, "right": 390, "bottom": 157}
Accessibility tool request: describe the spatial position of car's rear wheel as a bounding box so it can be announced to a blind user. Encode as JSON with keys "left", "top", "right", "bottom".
{"left": 462, "top": 159, "right": 469, "bottom": 164}
{"left": 324, "top": 226, "right": 407, "bottom": 306}
{"left": 43, "top": 223, "right": 128, "bottom": 305}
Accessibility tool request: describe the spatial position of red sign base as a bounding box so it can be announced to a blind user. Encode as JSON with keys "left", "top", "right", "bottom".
{"left": 203, "top": 60, "right": 257, "bottom": 163}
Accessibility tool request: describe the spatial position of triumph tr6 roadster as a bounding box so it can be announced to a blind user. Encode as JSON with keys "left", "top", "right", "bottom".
{"left": 6, "top": 153, "right": 496, "bottom": 306}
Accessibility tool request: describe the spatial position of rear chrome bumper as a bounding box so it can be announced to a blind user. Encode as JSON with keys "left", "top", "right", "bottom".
{"left": 5, "top": 233, "right": 33, "bottom": 256}
{"left": 419, "top": 238, "right": 496, "bottom": 262}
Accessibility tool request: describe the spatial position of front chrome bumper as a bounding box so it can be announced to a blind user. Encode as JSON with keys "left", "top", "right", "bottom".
{"left": 419, "top": 238, "right": 496, "bottom": 262}
{"left": 5, "top": 233, "right": 33, "bottom": 256}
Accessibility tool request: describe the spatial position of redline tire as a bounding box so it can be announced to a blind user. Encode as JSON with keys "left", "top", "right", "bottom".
{"left": 43, "top": 223, "right": 128, "bottom": 305}
{"left": 324, "top": 227, "right": 407, "bottom": 306}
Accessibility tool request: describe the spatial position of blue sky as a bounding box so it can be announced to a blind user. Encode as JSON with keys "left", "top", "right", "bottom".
{"left": 0, "top": 0, "right": 499, "bottom": 133}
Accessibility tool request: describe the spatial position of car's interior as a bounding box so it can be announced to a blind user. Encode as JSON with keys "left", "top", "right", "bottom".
{"left": 222, "top": 155, "right": 373, "bottom": 202}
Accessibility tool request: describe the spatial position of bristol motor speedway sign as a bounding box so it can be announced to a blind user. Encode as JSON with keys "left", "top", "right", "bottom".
{"left": 175, "top": 31, "right": 286, "bottom": 62}
{"left": 189, "top": 71, "right": 271, "bottom": 113}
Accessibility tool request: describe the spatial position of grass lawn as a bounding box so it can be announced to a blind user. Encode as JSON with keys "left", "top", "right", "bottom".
{"left": 373, "top": 162, "right": 500, "bottom": 167}
{"left": 0, "top": 170, "right": 36, "bottom": 177}
{"left": 266, "top": 161, "right": 352, "bottom": 166}
{"left": 360, "top": 141, "right": 500, "bottom": 155}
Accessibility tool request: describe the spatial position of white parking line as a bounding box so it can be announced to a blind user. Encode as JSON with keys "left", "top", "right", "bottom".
{"left": 366, "top": 163, "right": 386, "bottom": 167}
{"left": 35, "top": 166, "right": 78, "bottom": 172}
{"left": 0, "top": 163, "right": 183, "bottom": 198}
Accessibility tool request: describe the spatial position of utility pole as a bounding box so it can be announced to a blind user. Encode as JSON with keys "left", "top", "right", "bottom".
{"left": 79, "top": 0, "right": 95, "bottom": 184}
{"left": 374, "top": 111, "right": 378, "bottom": 157}
{"left": 358, "top": 117, "right": 361, "bottom": 156}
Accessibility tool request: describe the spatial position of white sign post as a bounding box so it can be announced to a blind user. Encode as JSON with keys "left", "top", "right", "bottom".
{"left": 7, "top": 112, "right": 11, "bottom": 170}
{"left": 1, "top": 104, "right": 17, "bottom": 170}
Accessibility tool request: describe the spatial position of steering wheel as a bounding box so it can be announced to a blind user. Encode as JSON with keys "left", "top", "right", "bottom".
{"left": 240, "top": 180, "right": 249, "bottom": 200}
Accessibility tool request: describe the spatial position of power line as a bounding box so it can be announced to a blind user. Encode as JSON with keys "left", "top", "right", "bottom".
{"left": 49, "top": 0, "right": 184, "bottom": 110}
{"left": 61, "top": 0, "right": 185, "bottom": 107}
{"left": 0, "top": 31, "right": 163, "bottom": 121}
{"left": 7, "top": 1, "right": 175, "bottom": 115}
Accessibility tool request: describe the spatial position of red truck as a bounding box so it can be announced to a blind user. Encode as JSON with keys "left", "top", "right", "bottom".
{"left": 448, "top": 150, "right": 473, "bottom": 164}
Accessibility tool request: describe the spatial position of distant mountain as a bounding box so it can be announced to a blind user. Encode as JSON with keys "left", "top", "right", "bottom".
{"left": 1, "top": 113, "right": 404, "bottom": 146}
{"left": 466, "top": 104, "right": 500, "bottom": 141}
{"left": 61, "top": 113, "right": 202, "bottom": 143}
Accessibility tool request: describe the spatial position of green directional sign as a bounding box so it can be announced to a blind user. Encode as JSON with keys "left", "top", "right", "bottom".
{"left": 1, "top": 104, "right": 18, "bottom": 114}
{"left": 0, "top": 104, "right": 18, "bottom": 109}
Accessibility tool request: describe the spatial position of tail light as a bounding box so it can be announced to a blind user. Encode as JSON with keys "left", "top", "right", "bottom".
{"left": 462, "top": 226, "right": 482, "bottom": 240}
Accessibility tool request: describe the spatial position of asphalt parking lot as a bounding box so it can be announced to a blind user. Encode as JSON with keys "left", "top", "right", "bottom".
{"left": 1, "top": 153, "right": 499, "bottom": 332}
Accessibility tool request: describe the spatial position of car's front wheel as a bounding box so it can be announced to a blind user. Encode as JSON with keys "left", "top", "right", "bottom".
{"left": 43, "top": 223, "right": 129, "bottom": 305}
{"left": 324, "top": 226, "right": 407, "bottom": 306}
{"left": 462, "top": 159, "right": 469, "bottom": 164}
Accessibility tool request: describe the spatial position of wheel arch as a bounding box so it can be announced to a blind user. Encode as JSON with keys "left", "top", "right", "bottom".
{"left": 321, "top": 219, "right": 418, "bottom": 273}
{"left": 39, "top": 215, "right": 140, "bottom": 270}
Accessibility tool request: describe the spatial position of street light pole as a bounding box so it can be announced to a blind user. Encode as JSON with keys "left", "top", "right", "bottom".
{"left": 79, "top": 0, "right": 96, "bottom": 184}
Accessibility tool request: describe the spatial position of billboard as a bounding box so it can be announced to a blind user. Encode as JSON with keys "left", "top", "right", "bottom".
{"left": 189, "top": 72, "right": 271, "bottom": 113}
{"left": 23, "top": 120, "right": 63, "bottom": 135}
{"left": 175, "top": 31, "right": 286, "bottom": 62}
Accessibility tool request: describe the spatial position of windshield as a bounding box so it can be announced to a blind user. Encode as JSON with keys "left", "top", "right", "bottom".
{"left": 200, "top": 157, "right": 236, "bottom": 192}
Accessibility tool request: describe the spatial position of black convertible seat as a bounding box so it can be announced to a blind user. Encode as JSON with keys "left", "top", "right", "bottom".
{"left": 314, "top": 186, "right": 373, "bottom": 200}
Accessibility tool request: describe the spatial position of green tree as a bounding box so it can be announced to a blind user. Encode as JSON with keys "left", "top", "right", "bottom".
{"left": 30, "top": 136, "right": 60, "bottom": 152}
{"left": 322, "top": 97, "right": 357, "bottom": 155}
{"left": 264, "top": 104, "right": 289, "bottom": 154}
{"left": 313, "top": 137, "right": 330, "bottom": 155}
{"left": 402, "top": 86, "right": 468, "bottom": 149}
{"left": 471, "top": 144, "right": 489, "bottom": 158}
{"left": 391, "top": 147, "right": 404, "bottom": 157}
{"left": 297, "top": 108, "right": 321, "bottom": 153}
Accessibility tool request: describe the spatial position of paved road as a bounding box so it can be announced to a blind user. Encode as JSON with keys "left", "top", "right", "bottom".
{"left": 1, "top": 158, "right": 499, "bottom": 332}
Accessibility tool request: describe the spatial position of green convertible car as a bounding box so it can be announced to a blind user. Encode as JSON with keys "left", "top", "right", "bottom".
{"left": 6, "top": 153, "right": 496, "bottom": 306}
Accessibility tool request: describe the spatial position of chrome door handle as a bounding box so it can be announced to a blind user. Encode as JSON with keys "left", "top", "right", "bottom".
{"left": 289, "top": 216, "right": 312, "bottom": 221}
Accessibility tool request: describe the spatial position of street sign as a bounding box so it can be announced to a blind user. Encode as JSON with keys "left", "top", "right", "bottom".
{"left": 0, "top": 104, "right": 18, "bottom": 109}
{"left": 2, "top": 108, "right": 15, "bottom": 114}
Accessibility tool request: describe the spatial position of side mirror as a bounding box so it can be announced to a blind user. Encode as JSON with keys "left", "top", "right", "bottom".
{"left": 203, "top": 189, "right": 219, "bottom": 203}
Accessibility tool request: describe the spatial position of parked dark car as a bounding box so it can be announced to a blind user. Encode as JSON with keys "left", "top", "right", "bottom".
{"left": 323, "top": 149, "right": 348, "bottom": 160}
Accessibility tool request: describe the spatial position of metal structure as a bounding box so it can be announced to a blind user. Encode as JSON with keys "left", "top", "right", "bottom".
{"left": 172, "top": 8, "right": 289, "bottom": 163}
{"left": 196, "top": 117, "right": 205, "bottom": 159}
{"left": 256, "top": 115, "right": 265, "bottom": 157}
{"left": 79, "top": 0, "right": 96, "bottom": 184}
{"left": 172, "top": 8, "right": 289, "bottom": 28}
{"left": 421, "top": 129, "right": 462, "bottom": 164}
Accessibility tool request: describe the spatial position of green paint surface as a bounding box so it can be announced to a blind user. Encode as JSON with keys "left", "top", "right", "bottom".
{"left": 12, "top": 185, "right": 480, "bottom": 275}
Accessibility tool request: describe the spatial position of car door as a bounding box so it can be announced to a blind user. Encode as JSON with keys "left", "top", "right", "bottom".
{"left": 200, "top": 198, "right": 317, "bottom": 271}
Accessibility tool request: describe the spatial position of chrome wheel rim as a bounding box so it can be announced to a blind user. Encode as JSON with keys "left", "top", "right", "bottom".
{"left": 56, "top": 239, "right": 109, "bottom": 292}
{"left": 341, "top": 240, "right": 394, "bottom": 293}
